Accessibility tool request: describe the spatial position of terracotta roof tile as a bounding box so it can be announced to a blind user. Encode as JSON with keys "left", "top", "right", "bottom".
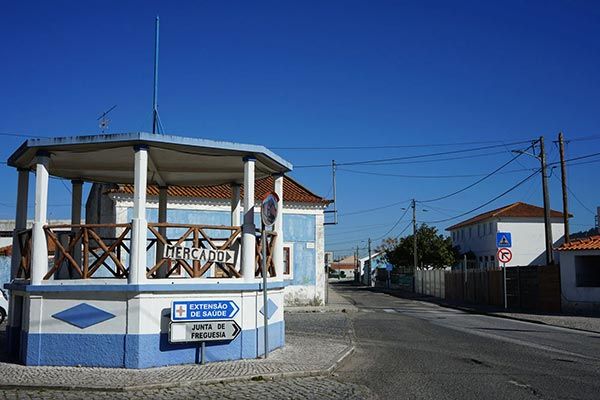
{"left": 110, "top": 176, "right": 331, "bottom": 205}
{"left": 557, "top": 235, "right": 600, "bottom": 251}
{"left": 446, "top": 202, "right": 568, "bottom": 231}
{"left": 331, "top": 255, "right": 357, "bottom": 270}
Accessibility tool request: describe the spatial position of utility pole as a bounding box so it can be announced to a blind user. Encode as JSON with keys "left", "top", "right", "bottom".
{"left": 558, "top": 132, "right": 570, "bottom": 244}
{"left": 539, "top": 136, "right": 554, "bottom": 265}
{"left": 412, "top": 199, "right": 417, "bottom": 291}
{"left": 355, "top": 245, "right": 359, "bottom": 283}
{"left": 367, "top": 238, "right": 372, "bottom": 287}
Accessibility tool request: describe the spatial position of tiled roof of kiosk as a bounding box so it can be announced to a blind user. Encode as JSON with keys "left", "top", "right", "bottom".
{"left": 446, "top": 202, "right": 567, "bottom": 231}
{"left": 110, "top": 176, "right": 331, "bottom": 205}
{"left": 557, "top": 235, "right": 600, "bottom": 251}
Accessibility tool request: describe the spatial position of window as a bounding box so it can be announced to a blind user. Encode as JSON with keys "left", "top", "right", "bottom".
{"left": 283, "top": 244, "right": 294, "bottom": 278}
{"left": 575, "top": 256, "right": 600, "bottom": 287}
{"left": 283, "top": 246, "right": 291, "bottom": 275}
{"left": 477, "top": 224, "right": 481, "bottom": 237}
{"left": 469, "top": 227, "right": 472, "bottom": 238}
{"left": 488, "top": 222, "right": 493, "bottom": 235}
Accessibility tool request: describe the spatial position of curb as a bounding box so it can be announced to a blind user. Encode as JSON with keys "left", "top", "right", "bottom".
{"left": 0, "top": 344, "right": 357, "bottom": 392}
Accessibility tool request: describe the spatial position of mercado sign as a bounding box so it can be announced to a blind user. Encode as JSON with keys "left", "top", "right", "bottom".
{"left": 171, "top": 300, "right": 240, "bottom": 322}
{"left": 169, "top": 320, "right": 241, "bottom": 343}
{"left": 163, "top": 244, "right": 235, "bottom": 264}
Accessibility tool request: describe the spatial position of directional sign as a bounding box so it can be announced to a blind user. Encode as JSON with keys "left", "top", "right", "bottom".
{"left": 163, "top": 245, "right": 235, "bottom": 264}
{"left": 169, "top": 320, "right": 241, "bottom": 343}
{"left": 385, "top": 263, "right": 393, "bottom": 272}
{"left": 497, "top": 248, "right": 512, "bottom": 264}
{"left": 496, "top": 232, "right": 512, "bottom": 248}
{"left": 171, "top": 300, "right": 239, "bottom": 322}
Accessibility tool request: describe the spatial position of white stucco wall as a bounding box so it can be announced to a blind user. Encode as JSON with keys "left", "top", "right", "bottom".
{"left": 559, "top": 250, "right": 600, "bottom": 313}
{"left": 450, "top": 217, "right": 565, "bottom": 267}
{"left": 497, "top": 219, "right": 564, "bottom": 266}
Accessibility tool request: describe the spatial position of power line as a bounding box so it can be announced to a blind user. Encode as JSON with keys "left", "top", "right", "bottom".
{"left": 294, "top": 140, "right": 533, "bottom": 168}
{"left": 418, "top": 142, "right": 532, "bottom": 203}
{"left": 550, "top": 172, "right": 596, "bottom": 216}
{"left": 373, "top": 207, "right": 410, "bottom": 241}
{"left": 421, "top": 169, "right": 541, "bottom": 225}
{"left": 0, "top": 132, "right": 47, "bottom": 139}
{"left": 339, "top": 199, "right": 411, "bottom": 217}
{"left": 338, "top": 168, "right": 491, "bottom": 179}
{"left": 272, "top": 139, "right": 532, "bottom": 151}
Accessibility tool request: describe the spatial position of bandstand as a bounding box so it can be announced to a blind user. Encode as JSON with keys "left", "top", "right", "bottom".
{"left": 5, "top": 132, "right": 292, "bottom": 368}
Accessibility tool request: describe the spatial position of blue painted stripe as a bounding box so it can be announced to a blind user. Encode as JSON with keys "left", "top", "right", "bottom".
{"left": 21, "top": 321, "right": 284, "bottom": 368}
{"left": 5, "top": 280, "right": 289, "bottom": 294}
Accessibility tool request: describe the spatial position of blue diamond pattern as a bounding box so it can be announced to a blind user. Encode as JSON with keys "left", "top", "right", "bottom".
{"left": 52, "top": 303, "right": 115, "bottom": 329}
{"left": 259, "top": 299, "right": 278, "bottom": 320}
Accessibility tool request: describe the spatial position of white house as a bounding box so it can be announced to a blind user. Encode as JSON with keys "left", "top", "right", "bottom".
{"left": 447, "top": 202, "right": 566, "bottom": 268}
{"left": 359, "top": 252, "right": 384, "bottom": 285}
{"left": 86, "top": 175, "right": 331, "bottom": 306}
{"left": 557, "top": 235, "right": 600, "bottom": 313}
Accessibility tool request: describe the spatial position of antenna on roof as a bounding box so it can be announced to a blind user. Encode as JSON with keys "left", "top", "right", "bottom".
{"left": 152, "top": 15, "right": 161, "bottom": 134}
{"left": 97, "top": 105, "right": 117, "bottom": 133}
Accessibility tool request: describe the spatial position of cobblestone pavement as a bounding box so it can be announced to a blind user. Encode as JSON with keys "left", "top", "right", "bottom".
{"left": 0, "top": 334, "right": 351, "bottom": 389}
{"left": 0, "top": 377, "right": 376, "bottom": 400}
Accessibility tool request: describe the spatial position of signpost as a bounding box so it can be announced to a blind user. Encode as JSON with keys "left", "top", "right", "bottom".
{"left": 169, "top": 300, "right": 240, "bottom": 364}
{"left": 497, "top": 248, "right": 512, "bottom": 309}
{"left": 169, "top": 320, "right": 241, "bottom": 343}
{"left": 385, "top": 263, "right": 393, "bottom": 289}
{"left": 260, "top": 192, "right": 280, "bottom": 359}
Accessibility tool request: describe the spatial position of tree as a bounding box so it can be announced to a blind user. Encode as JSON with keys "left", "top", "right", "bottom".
{"left": 377, "top": 224, "right": 459, "bottom": 270}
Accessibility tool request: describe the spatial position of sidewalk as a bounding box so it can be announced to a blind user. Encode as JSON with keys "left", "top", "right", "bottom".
{"left": 285, "top": 283, "right": 359, "bottom": 313}
{"left": 0, "top": 308, "right": 355, "bottom": 391}
{"left": 372, "top": 286, "right": 600, "bottom": 334}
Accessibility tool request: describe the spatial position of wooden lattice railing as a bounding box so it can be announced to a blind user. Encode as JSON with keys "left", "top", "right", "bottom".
{"left": 255, "top": 230, "right": 277, "bottom": 278}
{"left": 15, "top": 223, "right": 276, "bottom": 281}
{"left": 146, "top": 223, "right": 242, "bottom": 279}
{"left": 44, "top": 224, "right": 132, "bottom": 279}
{"left": 16, "top": 229, "right": 32, "bottom": 279}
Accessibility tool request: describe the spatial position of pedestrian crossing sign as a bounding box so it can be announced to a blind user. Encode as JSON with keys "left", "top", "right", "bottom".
{"left": 496, "top": 232, "right": 512, "bottom": 248}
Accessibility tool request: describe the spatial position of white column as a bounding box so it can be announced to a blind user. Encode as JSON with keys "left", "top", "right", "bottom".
{"left": 67, "top": 180, "right": 83, "bottom": 279}
{"left": 10, "top": 169, "right": 29, "bottom": 280}
{"left": 129, "top": 145, "right": 148, "bottom": 284}
{"left": 241, "top": 157, "right": 256, "bottom": 281}
{"left": 31, "top": 154, "right": 50, "bottom": 285}
{"left": 156, "top": 185, "right": 168, "bottom": 277}
{"left": 230, "top": 183, "right": 242, "bottom": 275}
{"left": 273, "top": 173, "right": 284, "bottom": 280}
{"left": 71, "top": 180, "right": 83, "bottom": 225}
{"left": 231, "top": 183, "right": 241, "bottom": 226}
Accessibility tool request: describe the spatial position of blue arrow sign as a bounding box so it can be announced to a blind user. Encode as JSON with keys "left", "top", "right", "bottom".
{"left": 171, "top": 300, "right": 239, "bottom": 322}
{"left": 496, "top": 232, "right": 512, "bottom": 248}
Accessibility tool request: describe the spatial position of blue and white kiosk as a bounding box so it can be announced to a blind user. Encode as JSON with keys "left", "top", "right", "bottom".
{"left": 5, "top": 132, "right": 291, "bottom": 368}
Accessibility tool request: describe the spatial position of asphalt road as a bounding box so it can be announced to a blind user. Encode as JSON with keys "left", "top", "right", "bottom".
{"left": 334, "top": 285, "right": 600, "bottom": 400}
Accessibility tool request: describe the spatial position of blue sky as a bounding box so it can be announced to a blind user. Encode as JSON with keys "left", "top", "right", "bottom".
{"left": 1, "top": 1, "right": 599, "bottom": 257}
